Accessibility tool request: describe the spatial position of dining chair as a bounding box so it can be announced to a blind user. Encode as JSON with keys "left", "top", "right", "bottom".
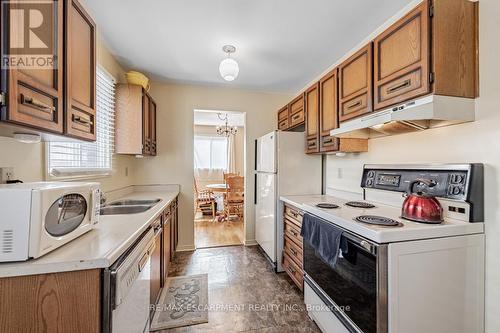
{"left": 223, "top": 172, "right": 239, "bottom": 184}
{"left": 223, "top": 176, "right": 245, "bottom": 221}
{"left": 194, "top": 178, "right": 216, "bottom": 221}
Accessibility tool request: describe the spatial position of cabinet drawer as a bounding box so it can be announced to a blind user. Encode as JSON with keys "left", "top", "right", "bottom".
{"left": 284, "top": 236, "right": 303, "bottom": 268}
{"left": 283, "top": 253, "right": 303, "bottom": 290}
{"left": 340, "top": 94, "right": 368, "bottom": 121}
{"left": 306, "top": 137, "right": 319, "bottom": 154}
{"left": 9, "top": 83, "right": 63, "bottom": 133}
{"left": 289, "top": 110, "right": 305, "bottom": 127}
{"left": 290, "top": 95, "right": 304, "bottom": 115}
{"left": 278, "top": 107, "right": 289, "bottom": 121}
{"left": 66, "top": 107, "right": 96, "bottom": 140}
{"left": 284, "top": 219, "right": 303, "bottom": 248}
{"left": 320, "top": 135, "right": 339, "bottom": 152}
{"left": 284, "top": 205, "right": 303, "bottom": 225}
{"left": 278, "top": 118, "right": 289, "bottom": 130}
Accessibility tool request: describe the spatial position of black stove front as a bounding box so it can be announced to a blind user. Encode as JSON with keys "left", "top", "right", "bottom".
{"left": 303, "top": 217, "right": 388, "bottom": 333}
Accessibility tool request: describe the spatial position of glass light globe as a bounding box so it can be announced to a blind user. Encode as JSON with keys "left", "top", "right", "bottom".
{"left": 219, "top": 58, "right": 239, "bottom": 81}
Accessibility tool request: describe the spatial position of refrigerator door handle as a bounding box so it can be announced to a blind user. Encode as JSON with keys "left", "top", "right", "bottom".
{"left": 254, "top": 139, "right": 258, "bottom": 171}
{"left": 254, "top": 174, "right": 258, "bottom": 204}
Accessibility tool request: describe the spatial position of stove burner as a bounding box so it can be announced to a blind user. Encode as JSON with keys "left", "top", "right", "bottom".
{"left": 355, "top": 215, "right": 403, "bottom": 227}
{"left": 316, "top": 203, "right": 339, "bottom": 209}
{"left": 345, "top": 201, "right": 376, "bottom": 209}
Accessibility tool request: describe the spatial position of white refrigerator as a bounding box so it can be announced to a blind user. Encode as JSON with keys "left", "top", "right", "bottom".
{"left": 254, "top": 131, "right": 322, "bottom": 271}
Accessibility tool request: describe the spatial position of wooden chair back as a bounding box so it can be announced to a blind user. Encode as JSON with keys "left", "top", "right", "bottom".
{"left": 226, "top": 176, "right": 244, "bottom": 202}
{"left": 224, "top": 172, "right": 239, "bottom": 183}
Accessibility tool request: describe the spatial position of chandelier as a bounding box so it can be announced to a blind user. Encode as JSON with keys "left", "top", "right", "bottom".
{"left": 216, "top": 113, "right": 238, "bottom": 137}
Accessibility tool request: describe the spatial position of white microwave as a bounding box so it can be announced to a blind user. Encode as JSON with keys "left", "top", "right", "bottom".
{"left": 0, "top": 182, "right": 101, "bottom": 262}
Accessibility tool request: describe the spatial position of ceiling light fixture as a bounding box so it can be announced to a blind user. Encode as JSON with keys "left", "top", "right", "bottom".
{"left": 219, "top": 45, "right": 239, "bottom": 82}
{"left": 216, "top": 113, "right": 238, "bottom": 137}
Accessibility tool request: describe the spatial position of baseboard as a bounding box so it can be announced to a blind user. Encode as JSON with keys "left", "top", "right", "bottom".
{"left": 244, "top": 239, "right": 258, "bottom": 246}
{"left": 176, "top": 244, "right": 196, "bottom": 252}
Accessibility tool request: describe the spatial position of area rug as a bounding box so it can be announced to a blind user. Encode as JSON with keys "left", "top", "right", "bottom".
{"left": 150, "top": 274, "right": 209, "bottom": 331}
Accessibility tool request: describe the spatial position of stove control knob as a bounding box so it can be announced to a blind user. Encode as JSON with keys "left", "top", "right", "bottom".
{"left": 366, "top": 179, "right": 374, "bottom": 187}
{"left": 367, "top": 171, "right": 375, "bottom": 178}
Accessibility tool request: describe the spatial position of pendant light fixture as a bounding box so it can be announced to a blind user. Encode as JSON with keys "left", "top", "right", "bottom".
{"left": 216, "top": 113, "right": 238, "bottom": 137}
{"left": 219, "top": 45, "right": 239, "bottom": 82}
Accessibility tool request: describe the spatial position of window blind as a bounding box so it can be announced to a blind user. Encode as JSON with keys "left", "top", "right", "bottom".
{"left": 194, "top": 136, "right": 228, "bottom": 170}
{"left": 47, "top": 66, "right": 116, "bottom": 177}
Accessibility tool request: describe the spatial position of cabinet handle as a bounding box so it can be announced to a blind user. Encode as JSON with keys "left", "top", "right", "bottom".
{"left": 323, "top": 137, "right": 334, "bottom": 144}
{"left": 73, "top": 115, "right": 93, "bottom": 126}
{"left": 387, "top": 79, "right": 411, "bottom": 94}
{"left": 308, "top": 141, "right": 316, "bottom": 147}
{"left": 290, "top": 248, "right": 298, "bottom": 256}
{"left": 347, "top": 100, "right": 362, "bottom": 110}
{"left": 287, "top": 267, "right": 296, "bottom": 275}
{"left": 292, "top": 113, "right": 301, "bottom": 121}
{"left": 20, "top": 94, "right": 55, "bottom": 114}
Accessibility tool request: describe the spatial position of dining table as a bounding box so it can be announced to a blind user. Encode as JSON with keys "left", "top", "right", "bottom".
{"left": 206, "top": 183, "right": 229, "bottom": 193}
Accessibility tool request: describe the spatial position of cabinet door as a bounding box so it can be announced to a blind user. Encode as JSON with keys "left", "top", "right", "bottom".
{"left": 277, "top": 106, "right": 289, "bottom": 130}
{"left": 150, "top": 98, "right": 157, "bottom": 156}
{"left": 289, "top": 95, "right": 305, "bottom": 128}
{"left": 142, "top": 92, "right": 151, "bottom": 155}
{"left": 162, "top": 209, "right": 171, "bottom": 285}
{"left": 339, "top": 44, "right": 373, "bottom": 122}
{"left": 2, "top": 0, "right": 64, "bottom": 134}
{"left": 305, "top": 84, "right": 319, "bottom": 154}
{"left": 319, "top": 69, "right": 339, "bottom": 153}
{"left": 373, "top": 1, "right": 430, "bottom": 110}
{"left": 65, "top": 0, "right": 96, "bottom": 141}
{"left": 150, "top": 226, "right": 162, "bottom": 305}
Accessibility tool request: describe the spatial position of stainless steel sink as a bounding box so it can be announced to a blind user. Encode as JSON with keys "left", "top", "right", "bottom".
{"left": 100, "top": 205, "right": 154, "bottom": 215}
{"left": 107, "top": 199, "right": 161, "bottom": 206}
{"left": 100, "top": 198, "right": 161, "bottom": 215}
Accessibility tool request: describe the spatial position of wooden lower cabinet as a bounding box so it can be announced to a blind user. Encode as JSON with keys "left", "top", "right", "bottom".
{"left": 282, "top": 204, "right": 304, "bottom": 291}
{"left": 150, "top": 221, "right": 163, "bottom": 305}
{"left": 162, "top": 209, "right": 172, "bottom": 286}
{"left": 0, "top": 269, "right": 101, "bottom": 332}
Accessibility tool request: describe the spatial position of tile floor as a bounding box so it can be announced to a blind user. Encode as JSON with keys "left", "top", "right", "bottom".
{"left": 162, "top": 246, "right": 321, "bottom": 332}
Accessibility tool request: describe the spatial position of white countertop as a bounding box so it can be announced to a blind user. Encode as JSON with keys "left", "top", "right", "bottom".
{"left": 0, "top": 185, "right": 179, "bottom": 278}
{"left": 281, "top": 194, "right": 484, "bottom": 243}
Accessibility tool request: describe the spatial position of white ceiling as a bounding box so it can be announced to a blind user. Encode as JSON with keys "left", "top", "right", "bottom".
{"left": 84, "top": 0, "right": 414, "bottom": 93}
{"left": 194, "top": 111, "right": 245, "bottom": 127}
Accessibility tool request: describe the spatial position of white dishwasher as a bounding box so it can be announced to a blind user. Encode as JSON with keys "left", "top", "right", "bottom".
{"left": 102, "top": 228, "right": 155, "bottom": 333}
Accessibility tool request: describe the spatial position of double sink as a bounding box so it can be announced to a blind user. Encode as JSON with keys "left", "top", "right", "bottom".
{"left": 100, "top": 199, "right": 161, "bottom": 215}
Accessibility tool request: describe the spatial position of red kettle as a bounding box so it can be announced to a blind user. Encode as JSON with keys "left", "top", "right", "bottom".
{"left": 402, "top": 179, "right": 443, "bottom": 224}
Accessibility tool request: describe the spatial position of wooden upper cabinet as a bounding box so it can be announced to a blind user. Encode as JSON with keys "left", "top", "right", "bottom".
{"left": 319, "top": 69, "right": 339, "bottom": 152}
{"left": 374, "top": 1, "right": 430, "bottom": 110}
{"left": 64, "top": 0, "right": 96, "bottom": 141}
{"left": 289, "top": 94, "right": 305, "bottom": 128}
{"left": 277, "top": 106, "right": 289, "bottom": 130}
{"left": 305, "top": 84, "right": 319, "bottom": 154}
{"left": 115, "top": 84, "right": 157, "bottom": 156}
{"left": 339, "top": 44, "right": 373, "bottom": 122}
{"left": 432, "top": 0, "right": 478, "bottom": 98}
{"left": 2, "top": 0, "right": 64, "bottom": 134}
{"left": 142, "top": 92, "right": 151, "bottom": 155}
{"left": 150, "top": 98, "right": 157, "bottom": 156}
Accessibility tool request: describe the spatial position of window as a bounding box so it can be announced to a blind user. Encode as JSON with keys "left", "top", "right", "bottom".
{"left": 47, "top": 66, "right": 116, "bottom": 177}
{"left": 194, "top": 136, "right": 228, "bottom": 170}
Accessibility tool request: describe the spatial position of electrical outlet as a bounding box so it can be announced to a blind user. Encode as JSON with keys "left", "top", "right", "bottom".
{"left": 0, "top": 167, "right": 14, "bottom": 183}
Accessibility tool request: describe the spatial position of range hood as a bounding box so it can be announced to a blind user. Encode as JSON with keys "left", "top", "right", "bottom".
{"left": 331, "top": 95, "right": 476, "bottom": 139}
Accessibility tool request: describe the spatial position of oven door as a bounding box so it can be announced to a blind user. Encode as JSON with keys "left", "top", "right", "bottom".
{"left": 304, "top": 229, "right": 388, "bottom": 333}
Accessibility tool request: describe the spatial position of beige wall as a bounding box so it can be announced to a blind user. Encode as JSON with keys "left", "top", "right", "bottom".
{"left": 0, "top": 36, "right": 136, "bottom": 192}
{"left": 318, "top": 1, "right": 499, "bottom": 332}
{"left": 134, "top": 83, "right": 291, "bottom": 250}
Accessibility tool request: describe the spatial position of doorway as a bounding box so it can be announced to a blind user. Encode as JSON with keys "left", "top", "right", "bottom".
{"left": 193, "top": 110, "right": 246, "bottom": 248}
